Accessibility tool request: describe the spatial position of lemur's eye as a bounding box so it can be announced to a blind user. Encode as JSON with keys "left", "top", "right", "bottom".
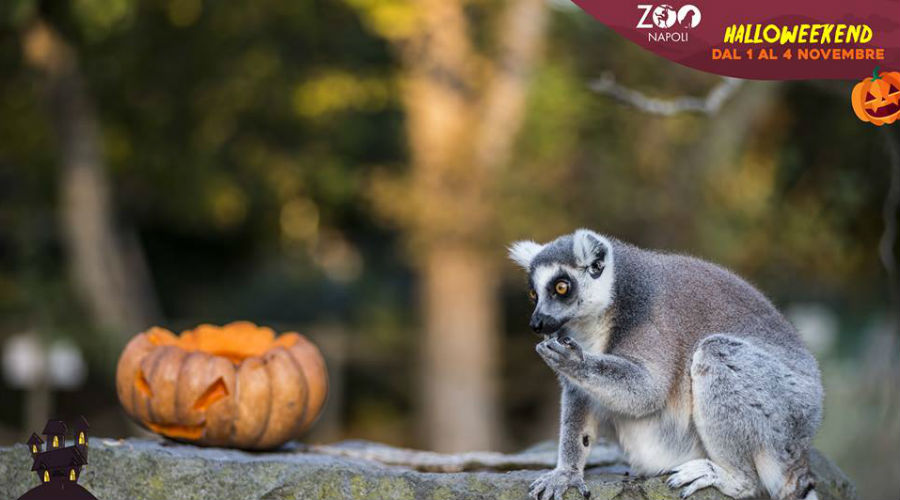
{"left": 554, "top": 280, "right": 570, "bottom": 296}
{"left": 528, "top": 289, "right": 537, "bottom": 301}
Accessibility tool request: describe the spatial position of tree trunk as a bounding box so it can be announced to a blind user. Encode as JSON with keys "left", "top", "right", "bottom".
{"left": 421, "top": 245, "right": 501, "bottom": 451}
{"left": 396, "top": 0, "right": 546, "bottom": 451}
{"left": 22, "top": 20, "right": 159, "bottom": 344}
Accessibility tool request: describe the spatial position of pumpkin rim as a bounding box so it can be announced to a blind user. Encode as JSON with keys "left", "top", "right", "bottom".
{"left": 143, "top": 321, "right": 302, "bottom": 364}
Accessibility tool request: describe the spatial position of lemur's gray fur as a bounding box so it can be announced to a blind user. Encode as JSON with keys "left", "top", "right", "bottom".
{"left": 509, "top": 230, "right": 823, "bottom": 500}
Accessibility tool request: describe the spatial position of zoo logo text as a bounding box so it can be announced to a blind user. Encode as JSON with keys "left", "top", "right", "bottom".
{"left": 636, "top": 4, "right": 700, "bottom": 43}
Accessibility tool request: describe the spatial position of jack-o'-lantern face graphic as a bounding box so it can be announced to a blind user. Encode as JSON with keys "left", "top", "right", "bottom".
{"left": 115, "top": 322, "right": 328, "bottom": 449}
{"left": 852, "top": 68, "right": 900, "bottom": 126}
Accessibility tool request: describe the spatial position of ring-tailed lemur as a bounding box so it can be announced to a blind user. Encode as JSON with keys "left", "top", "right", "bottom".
{"left": 509, "top": 230, "right": 823, "bottom": 500}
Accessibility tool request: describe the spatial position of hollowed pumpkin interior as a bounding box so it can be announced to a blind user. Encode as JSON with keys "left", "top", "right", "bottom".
{"left": 145, "top": 321, "right": 300, "bottom": 364}
{"left": 145, "top": 422, "right": 206, "bottom": 440}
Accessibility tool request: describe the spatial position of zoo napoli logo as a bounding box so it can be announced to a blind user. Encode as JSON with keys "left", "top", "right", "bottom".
{"left": 636, "top": 4, "right": 701, "bottom": 42}
{"left": 15, "top": 417, "right": 100, "bottom": 500}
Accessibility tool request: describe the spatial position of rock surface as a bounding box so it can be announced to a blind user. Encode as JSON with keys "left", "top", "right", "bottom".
{"left": 0, "top": 438, "right": 855, "bottom": 500}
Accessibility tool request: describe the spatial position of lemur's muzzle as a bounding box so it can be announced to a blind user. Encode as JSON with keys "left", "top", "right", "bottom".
{"left": 529, "top": 313, "right": 567, "bottom": 335}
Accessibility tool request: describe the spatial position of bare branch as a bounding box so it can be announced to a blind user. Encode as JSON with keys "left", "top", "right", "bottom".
{"left": 589, "top": 73, "right": 743, "bottom": 116}
{"left": 307, "top": 440, "right": 623, "bottom": 473}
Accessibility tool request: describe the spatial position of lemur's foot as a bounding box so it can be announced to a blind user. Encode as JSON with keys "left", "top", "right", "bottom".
{"left": 529, "top": 468, "right": 590, "bottom": 500}
{"left": 666, "top": 459, "right": 718, "bottom": 498}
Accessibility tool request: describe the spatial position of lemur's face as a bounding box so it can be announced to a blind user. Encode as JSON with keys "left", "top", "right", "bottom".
{"left": 509, "top": 230, "right": 615, "bottom": 336}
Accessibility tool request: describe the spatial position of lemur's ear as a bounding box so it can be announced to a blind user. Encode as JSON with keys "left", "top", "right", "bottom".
{"left": 508, "top": 240, "right": 543, "bottom": 270}
{"left": 573, "top": 229, "right": 608, "bottom": 277}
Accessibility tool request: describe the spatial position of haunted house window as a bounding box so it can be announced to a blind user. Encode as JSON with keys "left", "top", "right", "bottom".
{"left": 31, "top": 445, "right": 37, "bottom": 453}
{"left": 79, "top": 432, "right": 85, "bottom": 445}
{"left": 69, "top": 469, "right": 76, "bottom": 481}
{"left": 43, "top": 470, "right": 49, "bottom": 482}
{"left": 52, "top": 436, "right": 59, "bottom": 448}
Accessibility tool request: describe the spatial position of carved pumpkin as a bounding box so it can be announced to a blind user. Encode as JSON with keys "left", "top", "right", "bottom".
{"left": 851, "top": 68, "right": 900, "bottom": 126}
{"left": 115, "top": 321, "right": 327, "bottom": 449}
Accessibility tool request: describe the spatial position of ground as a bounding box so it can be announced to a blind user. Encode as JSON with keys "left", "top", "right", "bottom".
{"left": 0, "top": 438, "right": 856, "bottom": 500}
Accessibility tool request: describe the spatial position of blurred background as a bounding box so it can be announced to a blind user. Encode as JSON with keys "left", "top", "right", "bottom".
{"left": 0, "top": 0, "right": 897, "bottom": 497}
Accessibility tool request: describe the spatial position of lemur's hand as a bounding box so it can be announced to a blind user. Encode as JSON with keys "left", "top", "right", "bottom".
{"left": 536, "top": 336, "right": 585, "bottom": 374}
{"left": 529, "top": 468, "right": 590, "bottom": 500}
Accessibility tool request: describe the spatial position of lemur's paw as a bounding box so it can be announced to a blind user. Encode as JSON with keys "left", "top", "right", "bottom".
{"left": 536, "top": 337, "right": 584, "bottom": 372}
{"left": 529, "top": 468, "right": 590, "bottom": 500}
{"left": 667, "top": 459, "right": 717, "bottom": 498}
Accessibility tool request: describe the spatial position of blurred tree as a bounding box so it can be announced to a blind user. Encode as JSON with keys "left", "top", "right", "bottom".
{"left": 355, "top": 0, "right": 548, "bottom": 451}
{"left": 18, "top": 8, "right": 158, "bottom": 346}
{"left": 878, "top": 127, "right": 900, "bottom": 319}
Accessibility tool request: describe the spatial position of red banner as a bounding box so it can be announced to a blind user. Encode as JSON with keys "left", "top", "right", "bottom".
{"left": 573, "top": 0, "right": 900, "bottom": 79}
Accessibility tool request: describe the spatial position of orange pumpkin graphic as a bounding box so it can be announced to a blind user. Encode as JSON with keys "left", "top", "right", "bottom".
{"left": 851, "top": 67, "right": 900, "bottom": 126}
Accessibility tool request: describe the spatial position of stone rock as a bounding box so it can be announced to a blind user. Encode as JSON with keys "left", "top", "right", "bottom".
{"left": 0, "top": 438, "right": 856, "bottom": 500}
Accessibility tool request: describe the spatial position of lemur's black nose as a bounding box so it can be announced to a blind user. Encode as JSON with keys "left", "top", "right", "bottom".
{"left": 531, "top": 313, "right": 567, "bottom": 334}
{"left": 530, "top": 313, "right": 561, "bottom": 333}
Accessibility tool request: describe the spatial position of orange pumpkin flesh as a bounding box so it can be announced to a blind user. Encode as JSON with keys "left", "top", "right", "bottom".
{"left": 115, "top": 321, "right": 327, "bottom": 449}
{"left": 852, "top": 69, "right": 900, "bottom": 126}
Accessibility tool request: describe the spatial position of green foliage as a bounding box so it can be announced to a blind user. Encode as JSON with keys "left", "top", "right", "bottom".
{"left": 71, "top": 0, "right": 135, "bottom": 39}
{"left": 0, "top": 0, "right": 37, "bottom": 29}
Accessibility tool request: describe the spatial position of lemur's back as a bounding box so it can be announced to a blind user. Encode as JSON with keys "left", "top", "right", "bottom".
{"left": 612, "top": 240, "right": 815, "bottom": 372}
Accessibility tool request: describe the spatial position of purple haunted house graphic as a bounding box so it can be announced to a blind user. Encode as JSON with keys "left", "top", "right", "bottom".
{"left": 16, "top": 417, "right": 99, "bottom": 500}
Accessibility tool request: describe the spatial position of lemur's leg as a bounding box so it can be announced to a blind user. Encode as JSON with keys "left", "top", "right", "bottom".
{"left": 529, "top": 384, "right": 597, "bottom": 500}
{"left": 672, "top": 334, "right": 821, "bottom": 500}
{"left": 536, "top": 337, "right": 668, "bottom": 417}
